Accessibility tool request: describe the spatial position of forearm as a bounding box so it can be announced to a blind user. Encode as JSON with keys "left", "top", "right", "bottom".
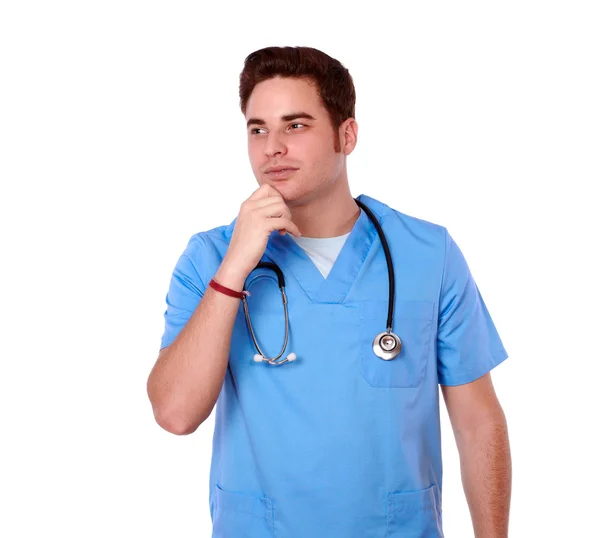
{"left": 456, "top": 419, "right": 512, "bottom": 538}
{"left": 147, "top": 263, "right": 248, "bottom": 434}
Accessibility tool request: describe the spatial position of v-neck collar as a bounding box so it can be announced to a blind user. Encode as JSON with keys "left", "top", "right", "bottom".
{"left": 265, "top": 194, "right": 381, "bottom": 304}
{"left": 224, "top": 194, "right": 385, "bottom": 304}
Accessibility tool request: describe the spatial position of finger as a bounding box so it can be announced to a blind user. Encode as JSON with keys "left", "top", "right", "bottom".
{"left": 247, "top": 183, "right": 270, "bottom": 201}
{"left": 258, "top": 201, "right": 292, "bottom": 221}
{"left": 264, "top": 184, "right": 283, "bottom": 197}
{"left": 248, "top": 183, "right": 281, "bottom": 201}
{"left": 253, "top": 196, "right": 286, "bottom": 210}
{"left": 268, "top": 217, "right": 301, "bottom": 237}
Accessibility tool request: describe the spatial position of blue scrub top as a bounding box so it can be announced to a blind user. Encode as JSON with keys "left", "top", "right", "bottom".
{"left": 160, "top": 194, "right": 509, "bottom": 538}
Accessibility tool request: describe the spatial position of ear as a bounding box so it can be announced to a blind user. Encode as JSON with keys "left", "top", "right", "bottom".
{"left": 341, "top": 118, "right": 358, "bottom": 155}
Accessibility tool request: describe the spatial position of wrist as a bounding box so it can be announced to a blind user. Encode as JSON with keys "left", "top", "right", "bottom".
{"left": 214, "top": 262, "right": 248, "bottom": 291}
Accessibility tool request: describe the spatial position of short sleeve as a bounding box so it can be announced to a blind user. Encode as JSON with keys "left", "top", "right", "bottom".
{"left": 159, "top": 236, "right": 207, "bottom": 350}
{"left": 436, "top": 229, "right": 508, "bottom": 386}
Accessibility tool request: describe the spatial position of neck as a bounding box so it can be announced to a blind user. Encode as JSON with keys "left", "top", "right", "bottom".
{"left": 288, "top": 180, "right": 360, "bottom": 238}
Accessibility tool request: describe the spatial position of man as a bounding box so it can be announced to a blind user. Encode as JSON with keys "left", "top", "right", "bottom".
{"left": 147, "top": 46, "right": 511, "bottom": 538}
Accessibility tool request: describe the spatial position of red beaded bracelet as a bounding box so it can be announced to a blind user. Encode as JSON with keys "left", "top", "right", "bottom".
{"left": 209, "top": 278, "right": 250, "bottom": 299}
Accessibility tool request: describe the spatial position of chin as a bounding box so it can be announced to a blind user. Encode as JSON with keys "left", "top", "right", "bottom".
{"left": 282, "top": 186, "right": 312, "bottom": 206}
{"left": 266, "top": 180, "right": 293, "bottom": 198}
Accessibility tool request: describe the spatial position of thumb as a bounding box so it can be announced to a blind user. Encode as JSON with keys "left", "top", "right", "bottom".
{"left": 249, "top": 183, "right": 281, "bottom": 201}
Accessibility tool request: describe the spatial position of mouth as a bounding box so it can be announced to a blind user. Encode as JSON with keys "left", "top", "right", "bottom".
{"left": 264, "top": 168, "right": 298, "bottom": 180}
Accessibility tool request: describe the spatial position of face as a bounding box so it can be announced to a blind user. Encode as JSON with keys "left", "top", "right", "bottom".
{"left": 245, "top": 76, "right": 357, "bottom": 206}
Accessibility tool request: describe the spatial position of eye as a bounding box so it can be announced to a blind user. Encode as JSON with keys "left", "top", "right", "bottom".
{"left": 250, "top": 128, "right": 266, "bottom": 135}
{"left": 290, "top": 123, "right": 305, "bottom": 130}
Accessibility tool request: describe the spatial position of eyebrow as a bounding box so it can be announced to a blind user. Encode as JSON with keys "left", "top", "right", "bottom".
{"left": 246, "top": 112, "right": 316, "bottom": 128}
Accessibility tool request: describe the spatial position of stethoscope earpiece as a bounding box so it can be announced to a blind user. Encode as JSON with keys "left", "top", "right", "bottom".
{"left": 253, "top": 352, "right": 297, "bottom": 365}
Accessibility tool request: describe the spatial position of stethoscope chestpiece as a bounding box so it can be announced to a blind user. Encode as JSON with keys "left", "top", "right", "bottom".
{"left": 372, "top": 330, "right": 402, "bottom": 361}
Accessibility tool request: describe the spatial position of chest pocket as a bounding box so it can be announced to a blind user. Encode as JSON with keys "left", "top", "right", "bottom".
{"left": 359, "top": 300, "right": 434, "bottom": 388}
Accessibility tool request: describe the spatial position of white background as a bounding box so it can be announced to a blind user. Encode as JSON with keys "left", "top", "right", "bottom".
{"left": 1, "top": 1, "right": 598, "bottom": 536}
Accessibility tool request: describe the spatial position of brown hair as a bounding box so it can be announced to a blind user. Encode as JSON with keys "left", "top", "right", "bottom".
{"left": 239, "top": 46, "right": 356, "bottom": 152}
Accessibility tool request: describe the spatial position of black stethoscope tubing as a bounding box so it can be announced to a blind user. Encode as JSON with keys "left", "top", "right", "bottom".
{"left": 354, "top": 198, "right": 395, "bottom": 332}
{"left": 243, "top": 198, "right": 397, "bottom": 364}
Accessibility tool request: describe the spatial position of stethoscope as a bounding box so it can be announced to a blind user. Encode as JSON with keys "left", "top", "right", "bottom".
{"left": 242, "top": 198, "right": 402, "bottom": 366}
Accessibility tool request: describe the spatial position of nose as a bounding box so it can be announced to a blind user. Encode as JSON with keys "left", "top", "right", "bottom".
{"left": 263, "top": 131, "right": 287, "bottom": 158}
